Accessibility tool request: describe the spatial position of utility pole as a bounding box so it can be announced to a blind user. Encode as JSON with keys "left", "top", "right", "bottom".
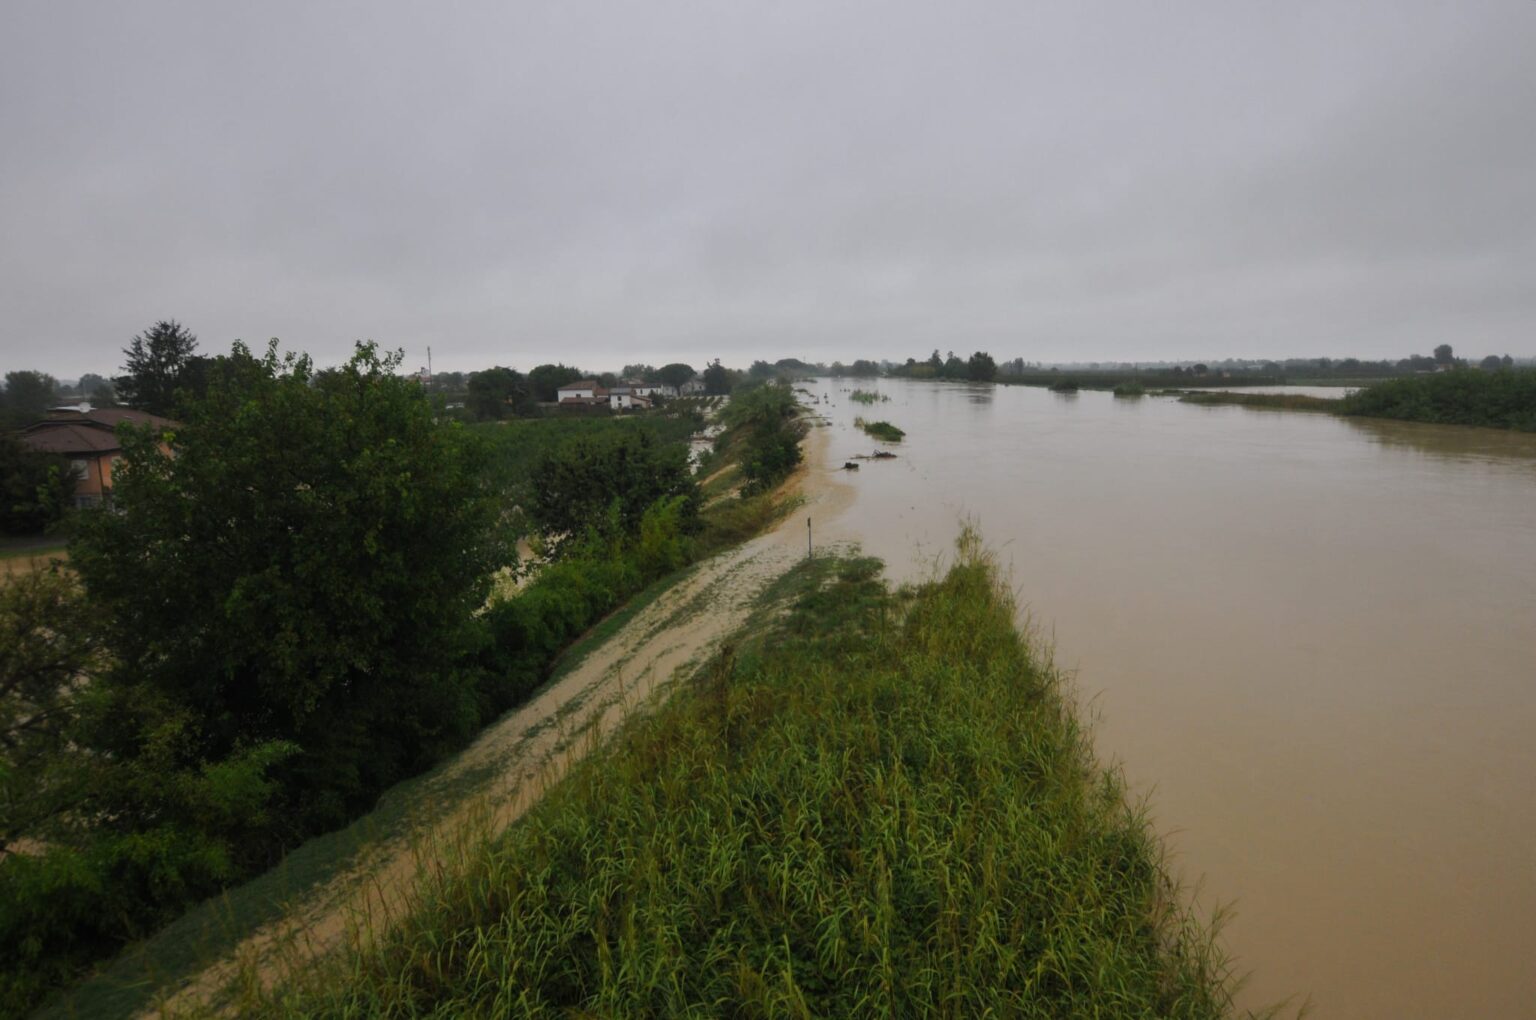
{"left": 426, "top": 346, "right": 433, "bottom": 385}
{"left": 807, "top": 516, "right": 812, "bottom": 559}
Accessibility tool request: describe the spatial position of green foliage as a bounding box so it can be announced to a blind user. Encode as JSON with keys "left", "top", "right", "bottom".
{"left": 1, "top": 371, "right": 60, "bottom": 427}
{"left": 722, "top": 383, "right": 805, "bottom": 494}
{"left": 0, "top": 435, "right": 76, "bottom": 535}
{"left": 0, "top": 567, "right": 298, "bottom": 1017}
{"left": 251, "top": 539, "right": 1241, "bottom": 1017}
{"left": 114, "top": 320, "right": 201, "bottom": 416}
{"left": 527, "top": 363, "right": 583, "bottom": 403}
{"left": 848, "top": 388, "right": 888, "bottom": 404}
{"left": 465, "top": 365, "right": 535, "bottom": 420}
{"left": 967, "top": 350, "right": 997, "bottom": 381}
{"left": 528, "top": 429, "right": 700, "bottom": 543}
{"left": 1341, "top": 369, "right": 1536, "bottom": 431}
{"left": 653, "top": 362, "right": 696, "bottom": 389}
{"left": 1113, "top": 381, "right": 1146, "bottom": 397}
{"left": 71, "top": 339, "right": 510, "bottom": 839}
{"left": 855, "top": 417, "right": 906, "bottom": 441}
{"left": 0, "top": 567, "right": 101, "bottom": 849}
{"left": 702, "top": 358, "right": 733, "bottom": 396}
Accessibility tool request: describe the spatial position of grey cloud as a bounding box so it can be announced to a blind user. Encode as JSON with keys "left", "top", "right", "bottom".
{"left": 2, "top": 1, "right": 1533, "bottom": 376}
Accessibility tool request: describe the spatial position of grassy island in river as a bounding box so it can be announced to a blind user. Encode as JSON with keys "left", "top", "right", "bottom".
{"left": 855, "top": 417, "right": 906, "bottom": 441}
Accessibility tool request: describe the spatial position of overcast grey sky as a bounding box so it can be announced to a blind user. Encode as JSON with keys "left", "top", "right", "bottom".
{"left": 2, "top": 1, "right": 1533, "bottom": 376}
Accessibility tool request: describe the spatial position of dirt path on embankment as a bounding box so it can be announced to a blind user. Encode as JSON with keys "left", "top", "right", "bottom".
{"left": 147, "top": 425, "right": 853, "bottom": 1017}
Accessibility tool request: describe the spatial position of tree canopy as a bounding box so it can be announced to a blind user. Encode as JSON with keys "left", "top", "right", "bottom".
{"left": 467, "top": 366, "right": 535, "bottom": 420}
{"left": 528, "top": 363, "right": 584, "bottom": 402}
{"left": 654, "top": 362, "right": 696, "bottom": 389}
{"left": 528, "top": 429, "right": 698, "bottom": 542}
{"left": 115, "top": 320, "right": 200, "bottom": 416}
{"left": 72, "top": 340, "right": 511, "bottom": 836}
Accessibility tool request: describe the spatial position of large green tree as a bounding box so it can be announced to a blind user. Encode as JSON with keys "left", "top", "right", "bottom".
{"left": 115, "top": 320, "right": 200, "bottom": 416}
{"left": 528, "top": 363, "right": 583, "bottom": 402}
{"left": 72, "top": 340, "right": 511, "bottom": 836}
{"left": 967, "top": 351, "right": 997, "bottom": 381}
{"left": 702, "top": 358, "right": 732, "bottom": 395}
{"left": 654, "top": 362, "right": 696, "bottom": 389}
{"left": 467, "top": 366, "right": 534, "bottom": 420}
{"left": 1, "top": 371, "right": 59, "bottom": 427}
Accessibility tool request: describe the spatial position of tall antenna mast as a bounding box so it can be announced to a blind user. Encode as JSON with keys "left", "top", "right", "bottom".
{"left": 427, "top": 346, "right": 433, "bottom": 384}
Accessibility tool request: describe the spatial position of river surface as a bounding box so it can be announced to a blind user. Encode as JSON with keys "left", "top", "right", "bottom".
{"left": 811, "top": 378, "right": 1536, "bottom": 1019}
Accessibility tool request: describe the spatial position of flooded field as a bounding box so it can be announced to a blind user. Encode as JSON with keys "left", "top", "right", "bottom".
{"left": 812, "top": 377, "right": 1536, "bottom": 1018}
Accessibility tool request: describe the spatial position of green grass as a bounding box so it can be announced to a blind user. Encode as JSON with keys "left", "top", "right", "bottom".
{"left": 848, "top": 389, "right": 889, "bottom": 404}
{"left": 1113, "top": 382, "right": 1146, "bottom": 397}
{"left": 1178, "top": 391, "right": 1342, "bottom": 413}
{"left": 239, "top": 533, "right": 1260, "bottom": 1018}
{"left": 854, "top": 417, "right": 906, "bottom": 442}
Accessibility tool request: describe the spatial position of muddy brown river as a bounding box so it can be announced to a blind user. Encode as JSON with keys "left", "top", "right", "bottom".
{"left": 813, "top": 378, "right": 1536, "bottom": 1018}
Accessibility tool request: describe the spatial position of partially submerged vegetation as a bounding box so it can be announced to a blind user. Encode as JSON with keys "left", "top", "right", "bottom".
{"left": 1049, "top": 379, "right": 1079, "bottom": 393}
{"left": 1179, "top": 391, "right": 1341, "bottom": 413}
{"left": 848, "top": 388, "right": 889, "bottom": 404}
{"left": 855, "top": 417, "right": 906, "bottom": 442}
{"left": 1341, "top": 369, "right": 1536, "bottom": 431}
{"left": 1172, "top": 370, "right": 1536, "bottom": 432}
{"left": 245, "top": 535, "right": 1247, "bottom": 1017}
{"left": 1113, "top": 381, "right": 1146, "bottom": 397}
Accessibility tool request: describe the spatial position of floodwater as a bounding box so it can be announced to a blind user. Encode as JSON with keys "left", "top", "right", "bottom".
{"left": 812, "top": 378, "right": 1536, "bottom": 1019}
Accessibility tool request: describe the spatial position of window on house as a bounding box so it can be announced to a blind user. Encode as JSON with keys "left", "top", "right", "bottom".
{"left": 70, "top": 459, "right": 90, "bottom": 480}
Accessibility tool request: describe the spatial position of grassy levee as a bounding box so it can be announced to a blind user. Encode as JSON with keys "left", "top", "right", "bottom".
{"left": 241, "top": 535, "right": 1258, "bottom": 1018}
{"left": 1178, "top": 391, "right": 1342, "bottom": 413}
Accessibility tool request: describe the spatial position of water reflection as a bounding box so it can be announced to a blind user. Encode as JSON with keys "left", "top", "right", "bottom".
{"left": 1341, "top": 415, "right": 1536, "bottom": 466}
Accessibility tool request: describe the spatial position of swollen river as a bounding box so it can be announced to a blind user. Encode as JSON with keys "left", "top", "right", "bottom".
{"left": 811, "top": 378, "right": 1536, "bottom": 1019}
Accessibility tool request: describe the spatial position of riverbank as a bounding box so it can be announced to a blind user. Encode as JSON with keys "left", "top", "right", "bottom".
{"left": 220, "top": 534, "right": 1248, "bottom": 1017}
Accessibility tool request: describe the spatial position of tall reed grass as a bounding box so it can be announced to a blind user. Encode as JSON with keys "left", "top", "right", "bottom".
{"left": 243, "top": 533, "right": 1262, "bottom": 1018}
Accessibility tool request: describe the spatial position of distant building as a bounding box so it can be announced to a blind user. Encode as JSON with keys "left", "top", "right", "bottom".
{"left": 556, "top": 379, "right": 603, "bottom": 401}
{"left": 17, "top": 407, "right": 177, "bottom": 508}
{"left": 679, "top": 378, "right": 706, "bottom": 395}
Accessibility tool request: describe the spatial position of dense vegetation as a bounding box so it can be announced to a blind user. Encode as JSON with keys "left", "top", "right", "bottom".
{"left": 247, "top": 536, "right": 1242, "bottom": 1017}
{"left": 890, "top": 349, "right": 998, "bottom": 381}
{"left": 720, "top": 383, "right": 806, "bottom": 495}
{"left": 1341, "top": 369, "right": 1536, "bottom": 431}
{"left": 855, "top": 417, "right": 906, "bottom": 442}
{"left": 1, "top": 342, "right": 797, "bottom": 1016}
{"left": 848, "top": 388, "right": 888, "bottom": 404}
{"left": 1179, "top": 391, "right": 1341, "bottom": 413}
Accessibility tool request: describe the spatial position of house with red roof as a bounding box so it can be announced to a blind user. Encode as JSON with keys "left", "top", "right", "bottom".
{"left": 17, "top": 406, "right": 176, "bottom": 507}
